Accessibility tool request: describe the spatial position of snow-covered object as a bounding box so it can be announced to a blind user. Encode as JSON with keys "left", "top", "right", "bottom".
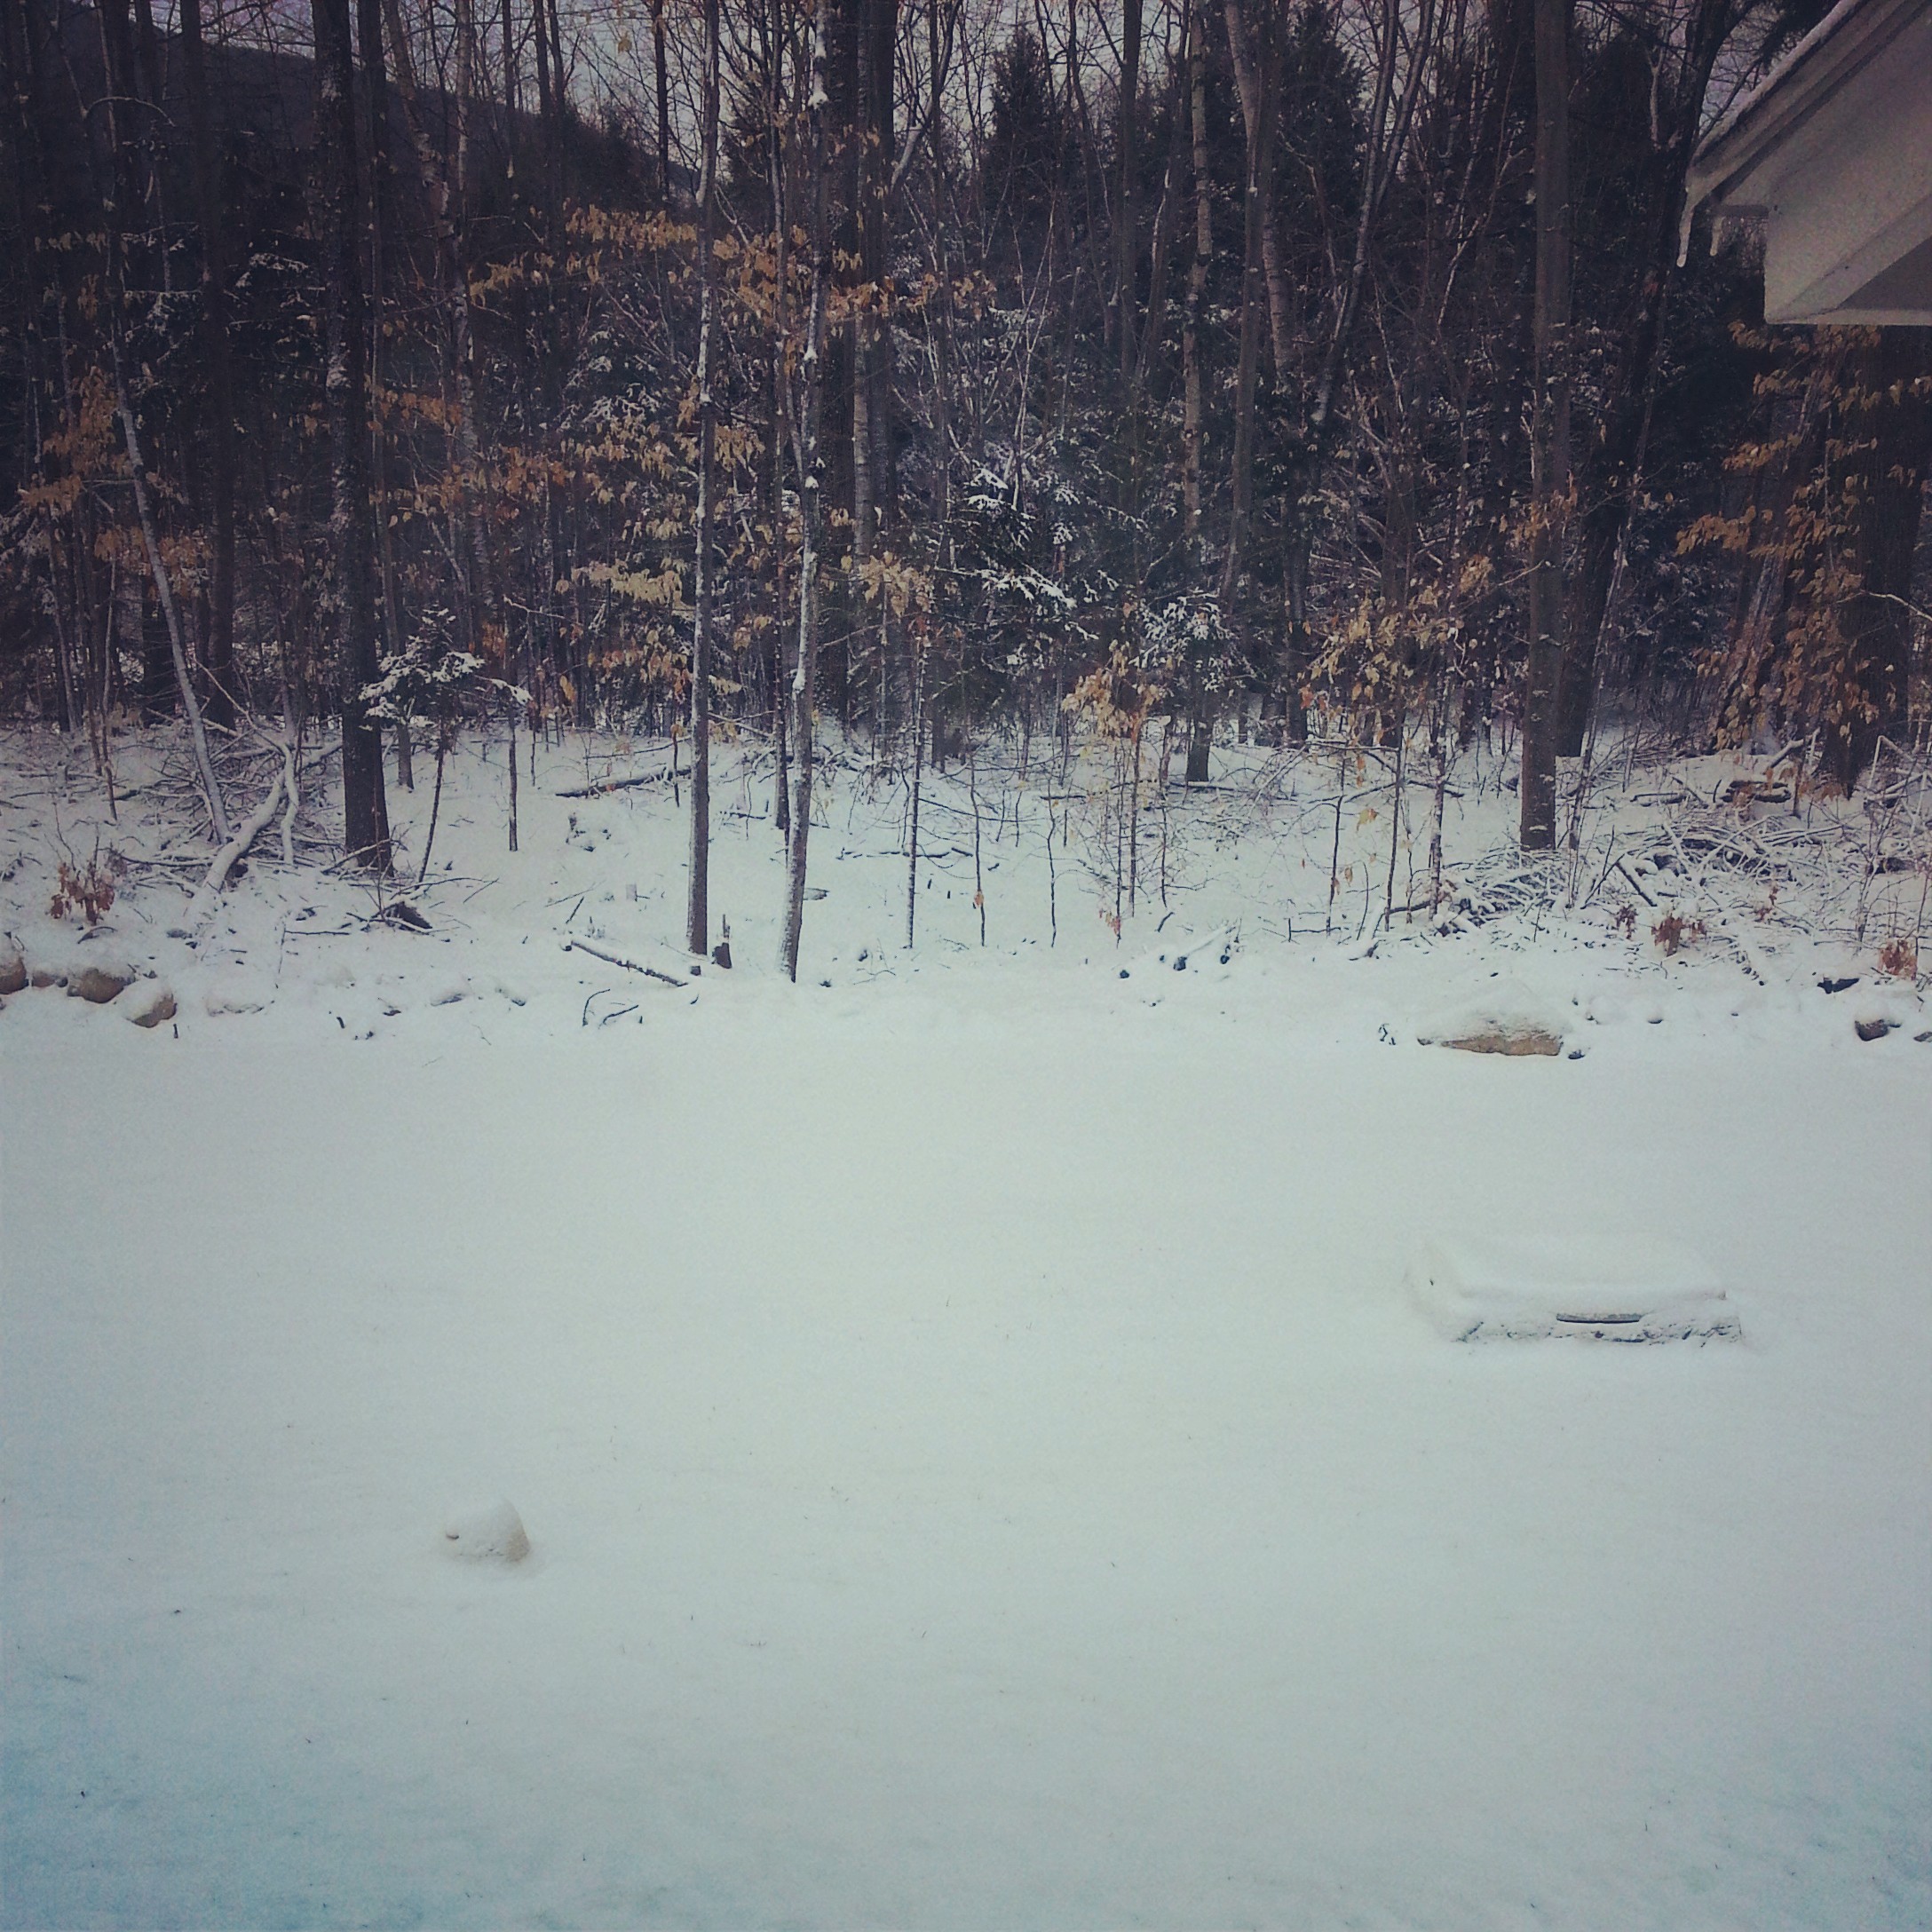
{"left": 1415, "top": 974, "right": 1568, "bottom": 1053}
{"left": 440, "top": 1499, "right": 531, "bottom": 1564}
{"left": 1406, "top": 1234, "right": 1739, "bottom": 1342}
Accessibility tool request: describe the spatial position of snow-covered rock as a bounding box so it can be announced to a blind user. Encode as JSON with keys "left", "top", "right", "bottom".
{"left": 1416, "top": 974, "right": 1569, "bottom": 1055}
{"left": 439, "top": 1499, "right": 531, "bottom": 1564}
{"left": 202, "top": 977, "right": 270, "bottom": 1017}
{"left": 1405, "top": 1233, "right": 1739, "bottom": 1342}
{"left": 127, "top": 985, "right": 177, "bottom": 1028}
{"left": 67, "top": 962, "right": 133, "bottom": 1003}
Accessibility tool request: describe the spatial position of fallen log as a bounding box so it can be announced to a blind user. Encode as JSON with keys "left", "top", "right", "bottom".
{"left": 560, "top": 936, "right": 687, "bottom": 986}
{"left": 555, "top": 769, "right": 671, "bottom": 798}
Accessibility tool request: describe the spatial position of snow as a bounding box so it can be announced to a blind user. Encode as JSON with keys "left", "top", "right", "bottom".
{"left": 1405, "top": 1233, "right": 1738, "bottom": 1342}
{"left": 441, "top": 1500, "right": 533, "bottom": 1564}
{"left": 2, "top": 723, "right": 1929, "bottom": 1928}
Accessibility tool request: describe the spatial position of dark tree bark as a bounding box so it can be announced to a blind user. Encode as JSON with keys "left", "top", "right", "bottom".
{"left": 1182, "top": 0, "right": 1209, "bottom": 547}
{"left": 1518, "top": 0, "right": 1572, "bottom": 851}
{"left": 866, "top": 0, "right": 897, "bottom": 526}
{"left": 1551, "top": 0, "right": 1747, "bottom": 756}
{"left": 314, "top": 0, "right": 391, "bottom": 867}
{"left": 177, "top": 0, "right": 238, "bottom": 728}
{"left": 650, "top": 0, "right": 670, "bottom": 202}
{"left": 686, "top": 0, "right": 719, "bottom": 955}
{"left": 851, "top": 0, "right": 877, "bottom": 570}
{"left": 1114, "top": 0, "right": 1143, "bottom": 382}
{"left": 357, "top": 0, "right": 412, "bottom": 785}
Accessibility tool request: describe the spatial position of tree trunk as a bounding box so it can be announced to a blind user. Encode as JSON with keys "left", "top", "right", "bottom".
{"left": 1552, "top": 0, "right": 1743, "bottom": 756}
{"left": 685, "top": 0, "right": 720, "bottom": 955}
{"left": 359, "top": 0, "right": 412, "bottom": 785}
{"left": 651, "top": 0, "right": 671, "bottom": 201}
{"left": 314, "top": 0, "right": 391, "bottom": 867}
{"left": 1221, "top": 0, "right": 1289, "bottom": 381}
{"left": 1114, "top": 0, "right": 1143, "bottom": 381}
{"left": 1182, "top": 0, "right": 1209, "bottom": 547}
{"left": 178, "top": 0, "right": 239, "bottom": 729}
{"left": 1518, "top": 0, "right": 1571, "bottom": 851}
{"left": 1219, "top": 24, "right": 1266, "bottom": 602}
{"left": 768, "top": 0, "right": 792, "bottom": 840}
{"left": 780, "top": 11, "right": 832, "bottom": 982}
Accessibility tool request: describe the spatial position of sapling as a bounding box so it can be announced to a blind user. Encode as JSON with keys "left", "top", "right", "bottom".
{"left": 360, "top": 611, "right": 505, "bottom": 884}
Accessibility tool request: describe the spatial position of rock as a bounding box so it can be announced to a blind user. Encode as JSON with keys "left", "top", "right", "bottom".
{"left": 376, "top": 900, "right": 432, "bottom": 932}
{"left": 1441, "top": 1027, "right": 1564, "bottom": 1057}
{"left": 0, "top": 947, "right": 25, "bottom": 995}
{"left": 29, "top": 968, "right": 62, "bottom": 988}
{"left": 128, "top": 986, "right": 177, "bottom": 1028}
{"left": 67, "top": 964, "right": 132, "bottom": 1004}
{"left": 1854, "top": 1017, "right": 1897, "bottom": 1042}
{"left": 440, "top": 1500, "right": 530, "bottom": 1564}
{"left": 1818, "top": 976, "right": 1860, "bottom": 994}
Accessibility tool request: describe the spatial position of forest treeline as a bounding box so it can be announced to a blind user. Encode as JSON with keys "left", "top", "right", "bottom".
{"left": 3, "top": 0, "right": 1928, "bottom": 946}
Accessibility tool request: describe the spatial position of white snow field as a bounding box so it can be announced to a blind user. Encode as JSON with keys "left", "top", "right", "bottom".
{"left": 3, "top": 724, "right": 1930, "bottom": 1928}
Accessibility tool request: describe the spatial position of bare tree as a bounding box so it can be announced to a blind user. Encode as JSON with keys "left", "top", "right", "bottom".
{"left": 686, "top": 0, "right": 721, "bottom": 955}
{"left": 780, "top": 7, "right": 833, "bottom": 982}
{"left": 315, "top": 0, "right": 392, "bottom": 867}
{"left": 177, "top": 0, "right": 239, "bottom": 730}
{"left": 1519, "top": 0, "right": 1572, "bottom": 850}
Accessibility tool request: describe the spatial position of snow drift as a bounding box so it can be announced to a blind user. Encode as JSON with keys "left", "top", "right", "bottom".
{"left": 1406, "top": 1233, "right": 1741, "bottom": 1342}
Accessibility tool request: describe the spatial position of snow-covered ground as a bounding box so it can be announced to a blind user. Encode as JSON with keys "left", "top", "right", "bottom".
{"left": 4, "top": 721, "right": 1929, "bottom": 1928}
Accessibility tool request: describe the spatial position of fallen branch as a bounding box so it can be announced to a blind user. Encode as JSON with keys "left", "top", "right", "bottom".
{"left": 168, "top": 764, "right": 286, "bottom": 935}
{"left": 1614, "top": 857, "right": 1657, "bottom": 907}
{"left": 560, "top": 936, "right": 686, "bottom": 986}
{"left": 555, "top": 768, "right": 671, "bottom": 798}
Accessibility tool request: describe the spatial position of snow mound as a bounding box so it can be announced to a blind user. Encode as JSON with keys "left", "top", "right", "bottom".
{"left": 1406, "top": 1234, "right": 1740, "bottom": 1342}
{"left": 439, "top": 1499, "right": 531, "bottom": 1564}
